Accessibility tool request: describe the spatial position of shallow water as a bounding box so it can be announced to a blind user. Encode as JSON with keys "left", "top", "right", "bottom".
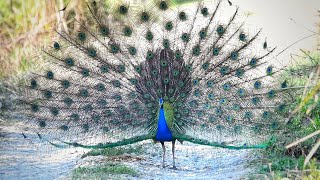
{"left": 0, "top": 121, "right": 258, "bottom": 180}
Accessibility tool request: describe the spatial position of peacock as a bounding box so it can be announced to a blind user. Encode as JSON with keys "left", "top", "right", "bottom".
{"left": 1, "top": 0, "right": 298, "bottom": 169}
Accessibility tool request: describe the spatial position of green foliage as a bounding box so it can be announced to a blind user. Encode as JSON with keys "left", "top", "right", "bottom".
{"left": 260, "top": 156, "right": 305, "bottom": 172}
{"left": 74, "top": 145, "right": 142, "bottom": 179}
{"left": 72, "top": 163, "right": 138, "bottom": 179}
{"left": 256, "top": 51, "right": 320, "bottom": 178}
{"left": 303, "top": 159, "right": 320, "bottom": 180}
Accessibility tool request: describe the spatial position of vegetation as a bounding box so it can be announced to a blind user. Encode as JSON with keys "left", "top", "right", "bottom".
{"left": 71, "top": 144, "right": 145, "bottom": 178}
{"left": 0, "top": 0, "right": 200, "bottom": 78}
{"left": 255, "top": 51, "right": 320, "bottom": 179}
{"left": 0, "top": 0, "right": 55, "bottom": 77}
{"left": 72, "top": 163, "right": 138, "bottom": 179}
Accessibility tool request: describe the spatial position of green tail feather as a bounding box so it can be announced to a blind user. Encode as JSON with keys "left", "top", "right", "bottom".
{"left": 174, "top": 135, "right": 275, "bottom": 150}
{"left": 49, "top": 134, "right": 154, "bottom": 149}
{"left": 49, "top": 134, "right": 274, "bottom": 150}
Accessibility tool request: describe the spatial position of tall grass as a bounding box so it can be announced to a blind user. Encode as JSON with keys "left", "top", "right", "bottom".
{"left": 0, "top": 0, "right": 60, "bottom": 78}
{"left": 257, "top": 51, "right": 320, "bottom": 179}
{"left": 0, "top": 0, "right": 202, "bottom": 78}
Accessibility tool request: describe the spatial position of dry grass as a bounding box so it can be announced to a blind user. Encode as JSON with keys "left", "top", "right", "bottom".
{"left": 0, "top": 0, "right": 95, "bottom": 78}
{"left": 0, "top": 1, "right": 51, "bottom": 77}
{"left": 0, "top": 0, "right": 200, "bottom": 78}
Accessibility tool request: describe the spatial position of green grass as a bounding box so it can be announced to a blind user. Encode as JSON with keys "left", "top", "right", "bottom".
{"left": 73, "top": 145, "right": 144, "bottom": 179}
{"left": 72, "top": 163, "right": 138, "bottom": 179}
{"left": 254, "top": 50, "right": 320, "bottom": 178}
{"left": 82, "top": 144, "right": 144, "bottom": 158}
{"left": 251, "top": 158, "right": 320, "bottom": 179}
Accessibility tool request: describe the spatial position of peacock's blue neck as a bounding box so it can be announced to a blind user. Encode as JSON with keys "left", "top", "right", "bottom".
{"left": 155, "top": 107, "right": 173, "bottom": 142}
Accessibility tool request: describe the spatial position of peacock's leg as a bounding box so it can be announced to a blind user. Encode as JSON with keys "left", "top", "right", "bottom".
{"left": 161, "top": 142, "right": 165, "bottom": 168}
{"left": 172, "top": 139, "right": 177, "bottom": 169}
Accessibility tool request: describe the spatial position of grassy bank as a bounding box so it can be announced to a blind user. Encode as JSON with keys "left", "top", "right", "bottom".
{"left": 254, "top": 51, "right": 320, "bottom": 179}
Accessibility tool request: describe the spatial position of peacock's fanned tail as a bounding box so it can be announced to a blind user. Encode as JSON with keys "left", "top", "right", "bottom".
{"left": 8, "top": 0, "right": 297, "bottom": 150}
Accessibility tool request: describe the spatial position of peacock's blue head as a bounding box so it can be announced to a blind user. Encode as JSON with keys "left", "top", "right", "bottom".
{"left": 159, "top": 98, "right": 164, "bottom": 108}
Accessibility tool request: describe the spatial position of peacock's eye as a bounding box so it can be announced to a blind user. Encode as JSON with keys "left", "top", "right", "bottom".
{"left": 146, "top": 31, "right": 153, "bottom": 41}
{"left": 181, "top": 33, "right": 190, "bottom": 42}
{"left": 159, "top": 1, "right": 168, "bottom": 10}
{"left": 239, "top": 33, "right": 246, "bottom": 41}
{"left": 78, "top": 32, "right": 86, "bottom": 41}
{"left": 53, "top": 42, "right": 60, "bottom": 49}
{"left": 123, "top": 26, "right": 132, "bottom": 36}
{"left": 141, "top": 12, "right": 150, "bottom": 22}
{"left": 217, "top": 25, "right": 224, "bottom": 35}
{"left": 165, "top": 21, "right": 173, "bottom": 31}
{"left": 163, "top": 39, "right": 170, "bottom": 48}
{"left": 267, "top": 66, "right": 273, "bottom": 75}
{"left": 179, "top": 11, "right": 187, "bottom": 21}
{"left": 119, "top": 5, "right": 128, "bottom": 14}
{"left": 100, "top": 26, "right": 109, "bottom": 36}
{"left": 199, "top": 29, "right": 207, "bottom": 39}
{"left": 46, "top": 71, "right": 54, "bottom": 79}
{"left": 201, "top": 7, "right": 208, "bottom": 16}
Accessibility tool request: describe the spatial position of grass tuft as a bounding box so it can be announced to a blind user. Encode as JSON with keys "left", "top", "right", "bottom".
{"left": 254, "top": 50, "right": 320, "bottom": 178}
{"left": 72, "top": 163, "right": 138, "bottom": 179}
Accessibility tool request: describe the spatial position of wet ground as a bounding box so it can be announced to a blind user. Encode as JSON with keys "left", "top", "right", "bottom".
{"left": 0, "top": 121, "right": 259, "bottom": 180}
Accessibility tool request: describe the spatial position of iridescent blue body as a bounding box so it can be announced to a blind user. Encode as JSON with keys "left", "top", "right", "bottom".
{"left": 155, "top": 106, "right": 173, "bottom": 142}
